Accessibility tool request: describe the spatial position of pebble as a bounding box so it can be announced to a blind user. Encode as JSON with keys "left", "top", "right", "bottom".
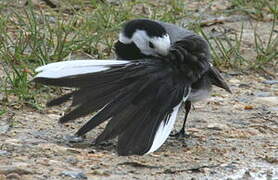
{"left": 47, "top": 16, "right": 57, "bottom": 23}
{"left": 0, "top": 166, "right": 32, "bottom": 175}
{"left": 237, "top": 97, "right": 250, "bottom": 103}
{"left": 253, "top": 97, "right": 278, "bottom": 106}
{"left": 6, "top": 173, "right": 21, "bottom": 180}
{"left": 207, "top": 123, "right": 229, "bottom": 131}
{"left": 63, "top": 135, "right": 84, "bottom": 143}
{"left": 238, "top": 83, "right": 250, "bottom": 88}
{"left": 90, "top": 165, "right": 101, "bottom": 170}
{"left": 229, "top": 79, "right": 241, "bottom": 84}
{"left": 268, "top": 107, "right": 278, "bottom": 111}
{"left": 65, "top": 157, "right": 79, "bottom": 165}
{"left": 263, "top": 80, "right": 278, "bottom": 85}
{"left": 228, "top": 71, "right": 242, "bottom": 76}
{"left": 0, "top": 150, "right": 11, "bottom": 156}
{"left": 60, "top": 170, "right": 87, "bottom": 179}
{"left": 254, "top": 92, "right": 273, "bottom": 97}
{"left": 0, "top": 124, "right": 10, "bottom": 134}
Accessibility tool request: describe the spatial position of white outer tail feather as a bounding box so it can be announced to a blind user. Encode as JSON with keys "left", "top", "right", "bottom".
{"left": 147, "top": 88, "right": 191, "bottom": 154}
{"left": 35, "top": 60, "right": 129, "bottom": 79}
{"left": 146, "top": 102, "right": 182, "bottom": 154}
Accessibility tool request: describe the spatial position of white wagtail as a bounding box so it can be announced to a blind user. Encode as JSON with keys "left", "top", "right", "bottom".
{"left": 114, "top": 19, "right": 231, "bottom": 137}
{"left": 34, "top": 19, "right": 231, "bottom": 156}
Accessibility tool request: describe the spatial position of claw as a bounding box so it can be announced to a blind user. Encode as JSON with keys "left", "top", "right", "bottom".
{"left": 170, "top": 129, "right": 190, "bottom": 138}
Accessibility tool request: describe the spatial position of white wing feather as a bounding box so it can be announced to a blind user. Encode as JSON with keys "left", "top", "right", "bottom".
{"left": 35, "top": 60, "right": 129, "bottom": 78}
{"left": 146, "top": 103, "right": 182, "bottom": 154}
{"left": 146, "top": 88, "right": 191, "bottom": 154}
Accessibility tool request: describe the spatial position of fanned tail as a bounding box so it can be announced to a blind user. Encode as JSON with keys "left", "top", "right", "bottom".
{"left": 34, "top": 59, "right": 192, "bottom": 155}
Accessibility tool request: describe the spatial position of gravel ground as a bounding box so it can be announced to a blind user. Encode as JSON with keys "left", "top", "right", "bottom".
{"left": 1, "top": 73, "right": 277, "bottom": 180}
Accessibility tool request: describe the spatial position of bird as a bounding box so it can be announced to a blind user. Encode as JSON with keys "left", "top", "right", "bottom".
{"left": 33, "top": 31, "right": 220, "bottom": 155}
{"left": 33, "top": 19, "right": 231, "bottom": 156}
{"left": 114, "top": 19, "right": 231, "bottom": 137}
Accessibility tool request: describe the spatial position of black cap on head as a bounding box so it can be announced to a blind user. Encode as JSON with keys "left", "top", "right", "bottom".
{"left": 123, "top": 19, "right": 167, "bottom": 38}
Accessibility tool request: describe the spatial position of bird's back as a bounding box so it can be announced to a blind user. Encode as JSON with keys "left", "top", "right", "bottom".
{"left": 155, "top": 20, "right": 195, "bottom": 43}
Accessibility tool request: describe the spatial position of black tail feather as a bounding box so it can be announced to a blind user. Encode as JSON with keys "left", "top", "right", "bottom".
{"left": 117, "top": 83, "right": 186, "bottom": 156}
{"left": 94, "top": 98, "right": 150, "bottom": 144}
{"left": 46, "top": 92, "right": 75, "bottom": 107}
{"left": 75, "top": 78, "right": 146, "bottom": 136}
{"left": 208, "top": 66, "right": 232, "bottom": 93}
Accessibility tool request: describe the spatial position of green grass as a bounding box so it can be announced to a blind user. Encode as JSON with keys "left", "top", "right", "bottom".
{"left": 0, "top": 0, "right": 277, "bottom": 109}
{"left": 197, "top": 16, "right": 277, "bottom": 70}
{"left": 228, "top": 0, "right": 278, "bottom": 20}
{"left": 0, "top": 109, "right": 6, "bottom": 116}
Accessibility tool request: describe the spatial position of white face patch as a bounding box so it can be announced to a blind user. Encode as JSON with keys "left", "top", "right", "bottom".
{"left": 150, "top": 34, "right": 170, "bottom": 56}
{"left": 119, "top": 32, "right": 132, "bottom": 44}
{"left": 120, "top": 30, "right": 171, "bottom": 56}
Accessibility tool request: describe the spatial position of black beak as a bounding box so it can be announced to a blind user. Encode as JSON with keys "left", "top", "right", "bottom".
{"left": 208, "top": 66, "right": 232, "bottom": 94}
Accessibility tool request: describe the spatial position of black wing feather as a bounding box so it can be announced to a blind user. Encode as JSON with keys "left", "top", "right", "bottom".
{"left": 117, "top": 83, "right": 188, "bottom": 155}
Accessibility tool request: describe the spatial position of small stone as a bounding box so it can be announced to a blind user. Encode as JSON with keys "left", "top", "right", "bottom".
{"left": 90, "top": 165, "right": 101, "bottom": 170}
{"left": 0, "top": 150, "right": 10, "bottom": 156}
{"left": 63, "top": 135, "right": 84, "bottom": 143}
{"left": 253, "top": 97, "right": 278, "bottom": 106}
{"left": 48, "top": 16, "right": 56, "bottom": 23}
{"left": 60, "top": 170, "right": 87, "bottom": 179}
{"left": 0, "top": 124, "right": 10, "bottom": 134}
{"left": 91, "top": 170, "right": 110, "bottom": 176}
{"left": 228, "top": 71, "right": 242, "bottom": 76}
{"left": 65, "top": 157, "right": 79, "bottom": 165}
{"left": 268, "top": 107, "right": 278, "bottom": 111}
{"left": 238, "top": 83, "right": 250, "bottom": 88}
{"left": 207, "top": 123, "right": 228, "bottom": 130}
{"left": 264, "top": 156, "right": 278, "bottom": 164}
{"left": 229, "top": 78, "right": 241, "bottom": 84}
{"left": 263, "top": 80, "right": 278, "bottom": 85}
{"left": 0, "top": 166, "right": 32, "bottom": 175}
{"left": 6, "top": 173, "right": 21, "bottom": 180}
{"left": 254, "top": 91, "right": 273, "bottom": 97}
{"left": 242, "top": 170, "right": 252, "bottom": 178}
{"left": 237, "top": 97, "right": 250, "bottom": 103}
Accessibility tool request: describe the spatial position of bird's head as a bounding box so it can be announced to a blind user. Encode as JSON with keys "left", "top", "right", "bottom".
{"left": 118, "top": 19, "right": 171, "bottom": 58}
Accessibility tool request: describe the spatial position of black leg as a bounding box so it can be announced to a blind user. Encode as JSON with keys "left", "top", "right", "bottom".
{"left": 171, "top": 101, "right": 191, "bottom": 138}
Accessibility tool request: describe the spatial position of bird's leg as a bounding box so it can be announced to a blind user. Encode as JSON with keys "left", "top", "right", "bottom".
{"left": 171, "top": 101, "right": 191, "bottom": 138}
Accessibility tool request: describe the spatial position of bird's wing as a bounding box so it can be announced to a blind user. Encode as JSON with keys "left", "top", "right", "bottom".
{"left": 159, "top": 21, "right": 231, "bottom": 93}
{"left": 34, "top": 59, "right": 192, "bottom": 155}
{"left": 35, "top": 59, "right": 128, "bottom": 80}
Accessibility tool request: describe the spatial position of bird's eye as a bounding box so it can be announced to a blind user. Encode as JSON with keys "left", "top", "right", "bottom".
{"left": 149, "top": 42, "right": 154, "bottom": 48}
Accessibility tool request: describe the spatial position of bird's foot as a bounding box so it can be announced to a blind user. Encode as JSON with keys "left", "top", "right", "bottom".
{"left": 170, "top": 129, "right": 191, "bottom": 138}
